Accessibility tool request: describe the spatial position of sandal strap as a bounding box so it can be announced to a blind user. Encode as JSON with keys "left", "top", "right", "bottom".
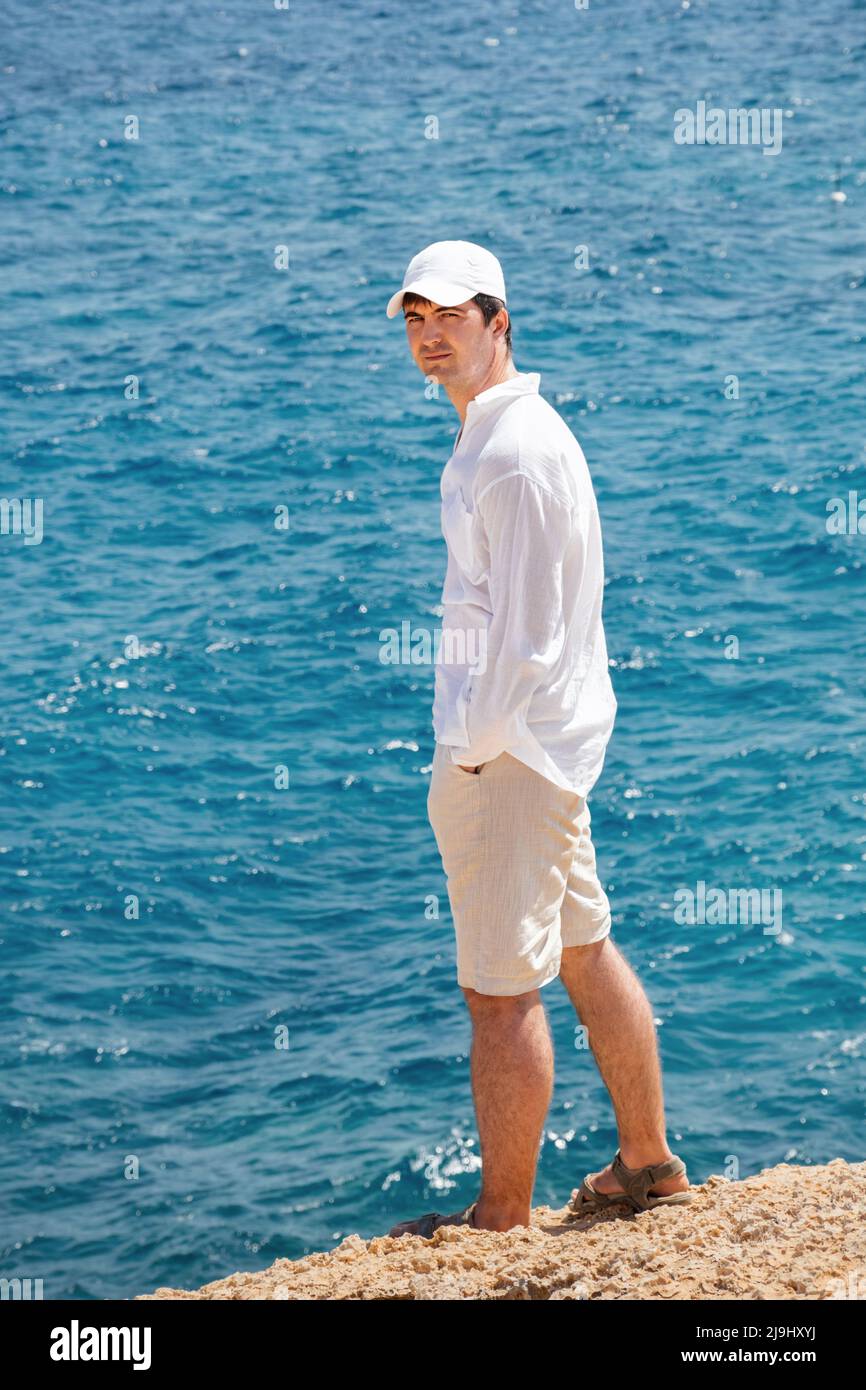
{"left": 415, "top": 1211, "right": 440, "bottom": 1237}
{"left": 424, "top": 1201, "right": 479, "bottom": 1236}
{"left": 611, "top": 1149, "right": 685, "bottom": 1204}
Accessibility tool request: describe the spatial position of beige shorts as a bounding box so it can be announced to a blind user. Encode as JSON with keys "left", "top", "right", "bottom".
{"left": 427, "top": 743, "right": 612, "bottom": 996}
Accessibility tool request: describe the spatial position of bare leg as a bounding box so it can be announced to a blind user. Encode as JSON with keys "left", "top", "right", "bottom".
{"left": 558, "top": 939, "right": 689, "bottom": 1197}
{"left": 462, "top": 987, "right": 552, "bottom": 1229}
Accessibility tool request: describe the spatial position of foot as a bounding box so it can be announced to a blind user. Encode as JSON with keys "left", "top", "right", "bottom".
{"left": 388, "top": 1200, "right": 479, "bottom": 1238}
{"left": 388, "top": 1197, "right": 530, "bottom": 1238}
{"left": 575, "top": 1151, "right": 690, "bottom": 1203}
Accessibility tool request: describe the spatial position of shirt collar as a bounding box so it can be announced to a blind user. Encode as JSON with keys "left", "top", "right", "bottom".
{"left": 466, "top": 370, "right": 540, "bottom": 418}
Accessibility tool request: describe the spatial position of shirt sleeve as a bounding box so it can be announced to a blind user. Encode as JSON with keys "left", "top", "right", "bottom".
{"left": 449, "top": 472, "right": 575, "bottom": 768}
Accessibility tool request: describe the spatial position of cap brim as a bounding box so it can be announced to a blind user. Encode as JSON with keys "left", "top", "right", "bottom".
{"left": 385, "top": 275, "right": 476, "bottom": 319}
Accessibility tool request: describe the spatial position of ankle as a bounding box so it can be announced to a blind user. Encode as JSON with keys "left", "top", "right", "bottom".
{"left": 475, "top": 1198, "right": 531, "bottom": 1231}
{"left": 619, "top": 1144, "right": 675, "bottom": 1170}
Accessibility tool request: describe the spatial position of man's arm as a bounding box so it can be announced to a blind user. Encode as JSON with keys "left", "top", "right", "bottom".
{"left": 451, "top": 471, "right": 575, "bottom": 769}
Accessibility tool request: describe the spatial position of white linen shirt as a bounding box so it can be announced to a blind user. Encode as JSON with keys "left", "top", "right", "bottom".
{"left": 432, "top": 370, "right": 617, "bottom": 798}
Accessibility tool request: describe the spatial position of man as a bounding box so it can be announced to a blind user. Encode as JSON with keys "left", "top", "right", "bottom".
{"left": 385, "top": 241, "right": 692, "bottom": 1237}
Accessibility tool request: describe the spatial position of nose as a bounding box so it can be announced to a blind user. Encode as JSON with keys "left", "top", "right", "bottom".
{"left": 420, "top": 320, "right": 443, "bottom": 348}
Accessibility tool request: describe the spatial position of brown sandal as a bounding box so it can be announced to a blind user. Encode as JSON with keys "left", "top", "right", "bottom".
{"left": 567, "top": 1149, "right": 694, "bottom": 1216}
{"left": 388, "top": 1199, "right": 479, "bottom": 1239}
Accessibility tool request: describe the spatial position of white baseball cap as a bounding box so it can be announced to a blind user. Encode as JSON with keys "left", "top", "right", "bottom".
{"left": 386, "top": 239, "right": 507, "bottom": 319}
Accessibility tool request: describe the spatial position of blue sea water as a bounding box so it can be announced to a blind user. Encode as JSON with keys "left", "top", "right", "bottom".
{"left": 1, "top": 0, "right": 864, "bottom": 1301}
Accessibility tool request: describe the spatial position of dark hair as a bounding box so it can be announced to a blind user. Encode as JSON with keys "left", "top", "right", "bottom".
{"left": 472, "top": 292, "right": 513, "bottom": 353}
{"left": 402, "top": 290, "right": 513, "bottom": 354}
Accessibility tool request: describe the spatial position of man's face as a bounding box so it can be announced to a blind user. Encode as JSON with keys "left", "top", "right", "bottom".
{"left": 402, "top": 296, "right": 500, "bottom": 387}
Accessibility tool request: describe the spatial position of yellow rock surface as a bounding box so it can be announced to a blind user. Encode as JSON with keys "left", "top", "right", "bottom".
{"left": 136, "top": 1159, "right": 866, "bottom": 1301}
